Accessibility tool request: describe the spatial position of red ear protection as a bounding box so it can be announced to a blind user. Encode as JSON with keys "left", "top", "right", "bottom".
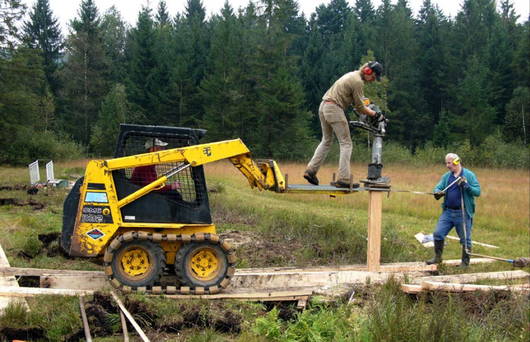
{"left": 363, "top": 66, "right": 373, "bottom": 75}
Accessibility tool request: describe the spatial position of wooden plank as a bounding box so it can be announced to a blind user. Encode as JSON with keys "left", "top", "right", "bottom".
{"left": 0, "top": 286, "right": 93, "bottom": 297}
{"left": 162, "top": 289, "right": 314, "bottom": 300}
{"left": 0, "top": 261, "right": 437, "bottom": 277}
{"left": 110, "top": 291, "right": 150, "bottom": 342}
{"left": 0, "top": 245, "right": 29, "bottom": 311}
{"left": 412, "top": 270, "right": 530, "bottom": 284}
{"left": 0, "top": 267, "right": 104, "bottom": 277}
{"left": 120, "top": 310, "right": 129, "bottom": 342}
{"left": 422, "top": 281, "right": 530, "bottom": 293}
{"left": 401, "top": 284, "right": 423, "bottom": 294}
{"left": 40, "top": 274, "right": 110, "bottom": 291}
{"left": 0, "top": 263, "right": 436, "bottom": 292}
{"left": 367, "top": 191, "right": 383, "bottom": 271}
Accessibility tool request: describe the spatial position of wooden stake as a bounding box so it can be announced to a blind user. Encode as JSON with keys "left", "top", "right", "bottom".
{"left": 120, "top": 310, "right": 129, "bottom": 342}
{"left": 110, "top": 291, "right": 150, "bottom": 342}
{"left": 78, "top": 296, "right": 92, "bottom": 342}
{"left": 367, "top": 190, "right": 383, "bottom": 271}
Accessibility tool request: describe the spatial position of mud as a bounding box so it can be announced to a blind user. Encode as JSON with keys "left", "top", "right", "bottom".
{"left": 74, "top": 292, "right": 243, "bottom": 336}
{"left": 38, "top": 232, "right": 60, "bottom": 246}
{"left": 0, "top": 198, "right": 45, "bottom": 210}
{"left": 0, "top": 327, "right": 45, "bottom": 341}
{"left": 0, "top": 184, "right": 30, "bottom": 191}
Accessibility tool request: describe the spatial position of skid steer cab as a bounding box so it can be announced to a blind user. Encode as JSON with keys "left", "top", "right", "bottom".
{"left": 61, "top": 124, "right": 286, "bottom": 295}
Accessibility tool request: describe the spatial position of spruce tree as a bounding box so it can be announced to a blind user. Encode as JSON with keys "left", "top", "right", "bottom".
{"left": 90, "top": 83, "right": 130, "bottom": 155}
{"left": 100, "top": 6, "right": 127, "bottom": 84}
{"left": 253, "top": 0, "right": 312, "bottom": 158}
{"left": 156, "top": 0, "right": 171, "bottom": 26}
{"left": 416, "top": 0, "right": 450, "bottom": 125}
{"left": 22, "top": 0, "right": 63, "bottom": 94}
{"left": 178, "top": 0, "right": 210, "bottom": 125}
{"left": 200, "top": 1, "right": 242, "bottom": 141}
{"left": 126, "top": 6, "right": 156, "bottom": 123}
{"left": 59, "top": 0, "right": 109, "bottom": 146}
{"left": 0, "top": 0, "right": 25, "bottom": 50}
{"left": 454, "top": 56, "right": 496, "bottom": 145}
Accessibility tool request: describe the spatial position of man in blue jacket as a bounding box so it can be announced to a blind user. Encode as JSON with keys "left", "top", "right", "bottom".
{"left": 426, "top": 153, "right": 481, "bottom": 267}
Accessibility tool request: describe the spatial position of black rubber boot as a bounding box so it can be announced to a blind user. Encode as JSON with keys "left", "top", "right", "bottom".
{"left": 303, "top": 171, "right": 319, "bottom": 186}
{"left": 458, "top": 246, "right": 471, "bottom": 267}
{"left": 426, "top": 239, "right": 444, "bottom": 265}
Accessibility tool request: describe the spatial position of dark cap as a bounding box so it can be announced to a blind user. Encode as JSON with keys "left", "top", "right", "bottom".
{"left": 368, "top": 61, "right": 383, "bottom": 81}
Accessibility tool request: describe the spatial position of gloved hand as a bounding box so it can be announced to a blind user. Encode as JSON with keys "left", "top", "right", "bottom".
{"left": 434, "top": 192, "right": 445, "bottom": 200}
{"left": 458, "top": 176, "right": 469, "bottom": 189}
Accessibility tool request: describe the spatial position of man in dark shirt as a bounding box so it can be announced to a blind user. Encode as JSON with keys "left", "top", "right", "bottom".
{"left": 426, "top": 153, "right": 481, "bottom": 267}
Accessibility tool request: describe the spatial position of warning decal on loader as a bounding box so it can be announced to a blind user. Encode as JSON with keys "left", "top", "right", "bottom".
{"left": 86, "top": 228, "right": 105, "bottom": 240}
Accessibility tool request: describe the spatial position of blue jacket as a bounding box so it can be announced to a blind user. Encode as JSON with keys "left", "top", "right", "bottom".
{"left": 434, "top": 168, "right": 481, "bottom": 217}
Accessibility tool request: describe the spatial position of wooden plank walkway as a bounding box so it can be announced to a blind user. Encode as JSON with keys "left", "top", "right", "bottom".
{"left": 0, "top": 245, "right": 29, "bottom": 312}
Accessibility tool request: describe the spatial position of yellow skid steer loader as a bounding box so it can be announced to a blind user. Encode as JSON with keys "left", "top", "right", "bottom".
{"left": 61, "top": 124, "right": 285, "bottom": 295}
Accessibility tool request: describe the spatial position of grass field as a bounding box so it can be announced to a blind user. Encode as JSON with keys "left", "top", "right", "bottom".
{"left": 0, "top": 159, "right": 528, "bottom": 341}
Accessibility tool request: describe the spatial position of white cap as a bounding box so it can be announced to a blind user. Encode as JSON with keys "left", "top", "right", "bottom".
{"left": 145, "top": 138, "right": 168, "bottom": 149}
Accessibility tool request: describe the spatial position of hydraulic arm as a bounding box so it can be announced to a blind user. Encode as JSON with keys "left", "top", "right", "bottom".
{"left": 103, "top": 138, "right": 286, "bottom": 207}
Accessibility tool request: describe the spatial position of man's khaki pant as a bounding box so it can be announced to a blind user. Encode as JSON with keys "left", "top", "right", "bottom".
{"left": 306, "top": 101, "right": 352, "bottom": 182}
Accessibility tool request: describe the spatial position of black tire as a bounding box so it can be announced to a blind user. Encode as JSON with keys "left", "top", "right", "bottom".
{"left": 111, "top": 239, "right": 166, "bottom": 288}
{"left": 175, "top": 242, "right": 228, "bottom": 288}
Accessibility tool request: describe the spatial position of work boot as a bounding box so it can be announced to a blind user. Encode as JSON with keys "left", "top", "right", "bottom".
{"left": 330, "top": 180, "right": 360, "bottom": 189}
{"left": 303, "top": 171, "right": 319, "bottom": 185}
{"left": 426, "top": 239, "right": 444, "bottom": 265}
{"left": 458, "top": 246, "right": 471, "bottom": 267}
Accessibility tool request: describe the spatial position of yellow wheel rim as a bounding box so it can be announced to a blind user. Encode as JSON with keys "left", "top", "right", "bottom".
{"left": 189, "top": 247, "right": 219, "bottom": 281}
{"left": 120, "top": 248, "right": 150, "bottom": 277}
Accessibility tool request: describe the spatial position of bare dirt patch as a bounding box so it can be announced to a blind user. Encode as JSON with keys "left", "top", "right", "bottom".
{"left": 0, "top": 198, "right": 45, "bottom": 210}
{"left": 220, "top": 230, "right": 303, "bottom": 267}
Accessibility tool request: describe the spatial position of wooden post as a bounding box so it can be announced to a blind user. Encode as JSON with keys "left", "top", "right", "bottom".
{"left": 120, "top": 310, "right": 129, "bottom": 342}
{"left": 110, "top": 291, "right": 150, "bottom": 342}
{"left": 367, "top": 191, "right": 383, "bottom": 271}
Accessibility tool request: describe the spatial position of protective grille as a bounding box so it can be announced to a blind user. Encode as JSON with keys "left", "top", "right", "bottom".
{"left": 117, "top": 134, "right": 202, "bottom": 206}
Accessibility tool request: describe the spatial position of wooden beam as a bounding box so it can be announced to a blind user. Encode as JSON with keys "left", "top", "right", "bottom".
{"left": 40, "top": 274, "right": 110, "bottom": 291}
{"left": 0, "top": 267, "right": 103, "bottom": 277}
{"left": 120, "top": 310, "right": 129, "bottom": 342}
{"left": 0, "top": 286, "right": 93, "bottom": 297}
{"left": 422, "top": 281, "right": 530, "bottom": 293}
{"left": 162, "top": 289, "right": 314, "bottom": 301}
{"left": 401, "top": 284, "right": 423, "bottom": 294}
{"left": 0, "top": 245, "right": 29, "bottom": 311}
{"left": 367, "top": 191, "right": 383, "bottom": 271}
{"left": 412, "top": 270, "right": 529, "bottom": 284}
{"left": 110, "top": 291, "right": 150, "bottom": 342}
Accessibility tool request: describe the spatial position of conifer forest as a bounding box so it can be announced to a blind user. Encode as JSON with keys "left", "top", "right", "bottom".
{"left": 0, "top": 0, "right": 528, "bottom": 166}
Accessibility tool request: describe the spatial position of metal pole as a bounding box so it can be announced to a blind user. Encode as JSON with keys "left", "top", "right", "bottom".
{"left": 79, "top": 296, "right": 92, "bottom": 342}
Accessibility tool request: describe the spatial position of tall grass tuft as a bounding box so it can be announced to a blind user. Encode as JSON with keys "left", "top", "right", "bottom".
{"left": 364, "top": 279, "right": 530, "bottom": 342}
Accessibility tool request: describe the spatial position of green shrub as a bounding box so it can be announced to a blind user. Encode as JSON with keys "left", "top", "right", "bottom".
{"left": 22, "top": 234, "right": 43, "bottom": 258}
{"left": 0, "top": 126, "right": 82, "bottom": 165}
